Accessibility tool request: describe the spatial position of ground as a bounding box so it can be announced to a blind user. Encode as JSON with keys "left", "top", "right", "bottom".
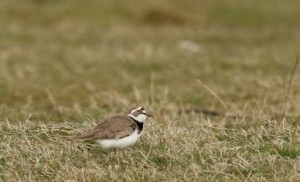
{"left": 0, "top": 0, "right": 300, "bottom": 181}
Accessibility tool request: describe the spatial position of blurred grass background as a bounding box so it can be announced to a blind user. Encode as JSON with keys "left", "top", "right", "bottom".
{"left": 1, "top": 0, "right": 300, "bottom": 181}
{"left": 0, "top": 0, "right": 299, "bottom": 122}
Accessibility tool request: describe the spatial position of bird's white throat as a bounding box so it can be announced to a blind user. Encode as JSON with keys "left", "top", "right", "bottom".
{"left": 128, "top": 113, "right": 147, "bottom": 123}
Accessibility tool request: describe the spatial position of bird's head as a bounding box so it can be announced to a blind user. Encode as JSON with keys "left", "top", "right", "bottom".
{"left": 128, "top": 106, "right": 152, "bottom": 123}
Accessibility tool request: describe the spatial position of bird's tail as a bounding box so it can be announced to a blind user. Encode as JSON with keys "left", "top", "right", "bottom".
{"left": 69, "top": 130, "right": 96, "bottom": 141}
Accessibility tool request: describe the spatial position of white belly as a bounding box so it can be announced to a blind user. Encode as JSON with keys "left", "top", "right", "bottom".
{"left": 96, "top": 129, "right": 142, "bottom": 149}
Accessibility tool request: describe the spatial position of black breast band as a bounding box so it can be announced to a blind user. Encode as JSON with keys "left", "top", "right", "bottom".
{"left": 132, "top": 119, "right": 143, "bottom": 134}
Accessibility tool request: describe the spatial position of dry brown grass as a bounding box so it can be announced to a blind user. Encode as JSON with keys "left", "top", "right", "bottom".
{"left": 1, "top": 0, "right": 300, "bottom": 181}
{"left": 1, "top": 114, "right": 300, "bottom": 181}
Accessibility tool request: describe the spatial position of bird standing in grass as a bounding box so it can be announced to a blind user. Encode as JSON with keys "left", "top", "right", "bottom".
{"left": 71, "top": 106, "right": 152, "bottom": 149}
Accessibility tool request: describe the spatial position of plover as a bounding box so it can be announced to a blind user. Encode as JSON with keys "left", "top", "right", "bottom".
{"left": 71, "top": 106, "right": 152, "bottom": 149}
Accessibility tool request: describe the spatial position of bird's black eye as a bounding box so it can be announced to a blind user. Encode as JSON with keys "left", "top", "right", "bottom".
{"left": 140, "top": 107, "right": 144, "bottom": 111}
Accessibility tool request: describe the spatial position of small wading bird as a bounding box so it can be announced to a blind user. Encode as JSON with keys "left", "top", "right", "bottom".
{"left": 71, "top": 106, "right": 152, "bottom": 149}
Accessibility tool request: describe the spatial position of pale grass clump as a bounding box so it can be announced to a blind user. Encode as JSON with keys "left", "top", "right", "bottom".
{"left": 1, "top": 115, "right": 300, "bottom": 181}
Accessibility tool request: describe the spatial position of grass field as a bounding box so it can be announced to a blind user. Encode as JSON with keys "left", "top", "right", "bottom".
{"left": 1, "top": 0, "right": 300, "bottom": 181}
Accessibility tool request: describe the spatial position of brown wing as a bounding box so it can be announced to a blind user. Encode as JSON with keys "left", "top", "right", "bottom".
{"left": 71, "top": 115, "right": 136, "bottom": 140}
